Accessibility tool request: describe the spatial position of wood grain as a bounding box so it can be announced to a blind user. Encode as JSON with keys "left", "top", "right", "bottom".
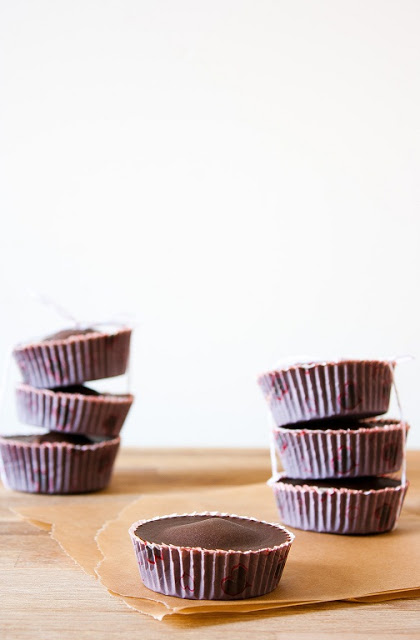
{"left": 1, "top": 448, "right": 419, "bottom": 640}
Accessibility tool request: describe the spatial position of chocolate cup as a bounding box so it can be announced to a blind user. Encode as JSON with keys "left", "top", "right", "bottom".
{"left": 270, "top": 475, "right": 409, "bottom": 535}
{"left": 0, "top": 434, "right": 120, "bottom": 494}
{"left": 16, "top": 384, "right": 134, "bottom": 437}
{"left": 273, "top": 419, "right": 409, "bottom": 479}
{"left": 13, "top": 327, "right": 131, "bottom": 388}
{"left": 258, "top": 360, "right": 393, "bottom": 427}
{"left": 128, "top": 512, "right": 294, "bottom": 600}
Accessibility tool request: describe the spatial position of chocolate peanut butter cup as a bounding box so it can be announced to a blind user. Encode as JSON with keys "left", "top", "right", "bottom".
{"left": 0, "top": 433, "right": 120, "bottom": 494}
{"left": 129, "top": 512, "right": 294, "bottom": 600}
{"left": 16, "top": 383, "right": 133, "bottom": 437}
{"left": 13, "top": 326, "right": 131, "bottom": 388}
{"left": 258, "top": 359, "right": 393, "bottom": 427}
{"left": 273, "top": 418, "right": 408, "bottom": 479}
{"left": 271, "top": 475, "right": 408, "bottom": 535}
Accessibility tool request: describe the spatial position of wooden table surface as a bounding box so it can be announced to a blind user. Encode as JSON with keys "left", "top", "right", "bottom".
{"left": 1, "top": 448, "right": 419, "bottom": 640}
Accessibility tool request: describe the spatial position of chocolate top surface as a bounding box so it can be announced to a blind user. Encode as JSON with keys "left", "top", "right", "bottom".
{"left": 279, "top": 476, "right": 401, "bottom": 491}
{"left": 284, "top": 417, "right": 365, "bottom": 431}
{"left": 4, "top": 433, "right": 95, "bottom": 445}
{"left": 42, "top": 328, "right": 98, "bottom": 342}
{"left": 48, "top": 385, "right": 100, "bottom": 396}
{"left": 135, "top": 514, "right": 288, "bottom": 551}
{"left": 279, "top": 417, "right": 399, "bottom": 432}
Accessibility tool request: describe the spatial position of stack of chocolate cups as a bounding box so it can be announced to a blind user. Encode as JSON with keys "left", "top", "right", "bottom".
{"left": 257, "top": 359, "right": 409, "bottom": 535}
{"left": 0, "top": 326, "right": 133, "bottom": 494}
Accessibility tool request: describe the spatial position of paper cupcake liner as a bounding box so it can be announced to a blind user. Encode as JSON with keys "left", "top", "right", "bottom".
{"left": 271, "top": 477, "right": 408, "bottom": 535}
{"left": 16, "top": 384, "right": 133, "bottom": 437}
{"left": 0, "top": 435, "right": 120, "bottom": 494}
{"left": 13, "top": 328, "right": 131, "bottom": 388}
{"left": 273, "top": 419, "right": 409, "bottom": 479}
{"left": 258, "top": 360, "right": 393, "bottom": 427}
{"left": 129, "top": 513, "right": 294, "bottom": 600}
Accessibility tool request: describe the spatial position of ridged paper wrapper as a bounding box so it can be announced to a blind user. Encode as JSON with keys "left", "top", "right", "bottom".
{"left": 13, "top": 328, "right": 131, "bottom": 388}
{"left": 258, "top": 360, "right": 393, "bottom": 427}
{"left": 273, "top": 419, "right": 408, "bottom": 479}
{"left": 16, "top": 383, "right": 133, "bottom": 437}
{"left": 0, "top": 435, "right": 120, "bottom": 494}
{"left": 271, "top": 476, "right": 408, "bottom": 535}
{"left": 129, "top": 512, "right": 294, "bottom": 600}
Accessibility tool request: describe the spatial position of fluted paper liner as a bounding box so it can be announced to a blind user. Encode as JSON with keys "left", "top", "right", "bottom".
{"left": 13, "top": 328, "right": 131, "bottom": 388}
{"left": 0, "top": 435, "right": 120, "bottom": 494}
{"left": 271, "top": 476, "right": 409, "bottom": 535}
{"left": 258, "top": 360, "right": 393, "bottom": 427}
{"left": 129, "top": 512, "right": 294, "bottom": 600}
{"left": 273, "top": 419, "right": 409, "bottom": 479}
{"left": 16, "top": 383, "right": 133, "bottom": 437}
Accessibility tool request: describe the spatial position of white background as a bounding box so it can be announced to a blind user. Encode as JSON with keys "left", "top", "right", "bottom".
{"left": 0, "top": 0, "right": 419, "bottom": 448}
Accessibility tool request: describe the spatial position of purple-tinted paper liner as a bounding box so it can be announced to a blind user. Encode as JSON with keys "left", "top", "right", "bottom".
{"left": 0, "top": 435, "right": 120, "bottom": 494}
{"left": 270, "top": 476, "right": 409, "bottom": 535}
{"left": 128, "top": 512, "right": 294, "bottom": 600}
{"left": 258, "top": 360, "right": 393, "bottom": 427}
{"left": 13, "top": 328, "right": 131, "bottom": 388}
{"left": 273, "top": 419, "right": 409, "bottom": 479}
{"left": 16, "top": 384, "right": 133, "bottom": 437}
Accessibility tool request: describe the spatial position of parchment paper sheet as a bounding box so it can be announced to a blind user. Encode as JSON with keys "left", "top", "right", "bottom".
{"left": 14, "top": 482, "right": 420, "bottom": 619}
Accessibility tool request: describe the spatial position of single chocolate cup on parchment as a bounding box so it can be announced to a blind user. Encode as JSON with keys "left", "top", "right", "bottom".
{"left": 0, "top": 433, "right": 120, "bottom": 494}
{"left": 271, "top": 475, "right": 408, "bottom": 535}
{"left": 13, "top": 326, "right": 131, "bottom": 388}
{"left": 129, "top": 512, "right": 294, "bottom": 600}
{"left": 16, "top": 383, "right": 133, "bottom": 437}
{"left": 273, "top": 418, "right": 409, "bottom": 479}
{"left": 258, "top": 359, "right": 394, "bottom": 427}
